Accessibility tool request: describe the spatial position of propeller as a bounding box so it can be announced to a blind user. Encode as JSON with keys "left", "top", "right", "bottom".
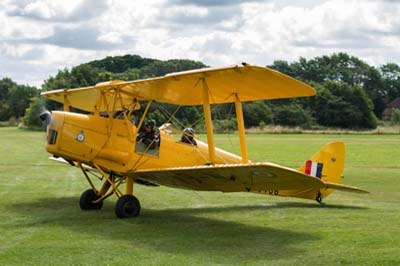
{"left": 39, "top": 110, "right": 52, "bottom": 127}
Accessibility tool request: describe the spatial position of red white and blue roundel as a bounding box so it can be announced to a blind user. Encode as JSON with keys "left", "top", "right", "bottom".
{"left": 305, "top": 160, "right": 323, "bottom": 179}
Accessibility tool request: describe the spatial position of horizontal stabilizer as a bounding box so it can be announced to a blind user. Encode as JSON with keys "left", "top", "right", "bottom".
{"left": 325, "top": 182, "right": 369, "bottom": 194}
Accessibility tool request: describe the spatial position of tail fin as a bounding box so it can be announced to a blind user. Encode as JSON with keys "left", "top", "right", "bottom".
{"left": 299, "top": 141, "right": 345, "bottom": 186}
{"left": 299, "top": 141, "right": 345, "bottom": 200}
{"left": 299, "top": 141, "right": 367, "bottom": 201}
{"left": 276, "top": 142, "right": 367, "bottom": 202}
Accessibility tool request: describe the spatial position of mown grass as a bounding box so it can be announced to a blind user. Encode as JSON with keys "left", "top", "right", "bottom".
{"left": 0, "top": 127, "right": 399, "bottom": 266}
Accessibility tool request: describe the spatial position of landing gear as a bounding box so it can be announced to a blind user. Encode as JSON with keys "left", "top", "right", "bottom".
{"left": 316, "top": 191, "right": 323, "bottom": 205}
{"left": 78, "top": 163, "right": 141, "bottom": 218}
{"left": 79, "top": 189, "right": 103, "bottom": 210}
{"left": 115, "top": 195, "right": 141, "bottom": 218}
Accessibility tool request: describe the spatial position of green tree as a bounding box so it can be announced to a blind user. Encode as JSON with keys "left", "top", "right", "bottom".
{"left": 139, "top": 59, "right": 206, "bottom": 78}
{"left": 391, "top": 108, "right": 400, "bottom": 125}
{"left": 314, "top": 81, "right": 377, "bottom": 129}
{"left": 0, "top": 78, "right": 37, "bottom": 121}
{"left": 86, "top": 55, "right": 206, "bottom": 79}
{"left": 23, "top": 96, "right": 46, "bottom": 129}
{"left": 70, "top": 64, "right": 104, "bottom": 87}
{"left": 36, "top": 53, "right": 393, "bottom": 130}
{"left": 258, "top": 121, "right": 266, "bottom": 130}
{"left": 243, "top": 101, "right": 272, "bottom": 127}
{"left": 42, "top": 68, "right": 73, "bottom": 111}
{"left": 362, "top": 66, "right": 385, "bottom": 118}
{"left": 111, "top": 68, "right": 140, "bottom": 80}
{"left": 42, "top": 65, "right": 105, "bottom": 110}
{"left": 88, "top": 54, "right": 157, "bottom": 73}
{"left": 379, "top": 63, "right": 400, "bottom": 103}
{"left": 268, "top": 60, "right": 298, "bottom": 78}
{"left": 0, "top": 78, "right": 16, "bottom": 120}
{"left": 214, "top": 119, "right": 237, "bottom": 132}
{"left": 272, "top": 103, "right": 314, "bottom": 128}
{"left": 268, "top": 53, "right": 385, "bottom": 118}
{"left": 8, "top": 85, "right": 38, "bottom": 118}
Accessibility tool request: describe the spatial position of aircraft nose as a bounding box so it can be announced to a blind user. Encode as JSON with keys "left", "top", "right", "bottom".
{"left": 39, "top": 110, "right": 52, "bottom": 126}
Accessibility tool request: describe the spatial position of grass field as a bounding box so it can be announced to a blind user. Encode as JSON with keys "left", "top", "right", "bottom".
{"left": 0, "top": 127, "right": 399, "bottom": 266}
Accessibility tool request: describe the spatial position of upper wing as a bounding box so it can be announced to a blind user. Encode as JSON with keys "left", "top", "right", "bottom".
{"left": 41, "top": 64, "right": 315, "bottom": 111}
{"left": 131, "top": 163, "right": 327, "bottom": 192}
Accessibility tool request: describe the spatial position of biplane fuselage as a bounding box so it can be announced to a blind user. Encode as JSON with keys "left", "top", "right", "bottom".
{"left": 46, "top": 111, "right": 242, "bottom": 175}
{"left": 41, "top": 64, "right": 367, "bottom": 218}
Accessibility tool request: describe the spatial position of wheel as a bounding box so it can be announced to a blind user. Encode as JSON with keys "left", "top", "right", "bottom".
{"left": 115, "top": 195, "right": 141, "bottom": 218}
{"left": 79, "top": 189, "right": 103, "bottom": 210}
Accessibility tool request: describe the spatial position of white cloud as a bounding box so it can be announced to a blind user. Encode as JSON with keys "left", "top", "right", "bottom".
{"left": 23, "top": 1, "right": 55, "bottom": 19}
{"left": 0, "top": 43, "right": 32, "bottom": 59}
{"left": 166, "top": 5, "right": 209, "bottom": 19}
{"left": 1, "top": 0, "right": 400, "bottom": 87}
{"left": 98, "top": 0, "right": 164, "bottom": 31}
{"left": 237, "top": 0, "right": 400, "bottom": 63}
{"left": 6, "top": 0, "right": 84, "bottom": 20}
{"left": 97, "top": 32, "right": 123, "bottom": 44}
{"left": 0, "top": 8, "right": 53, "bottom": 40}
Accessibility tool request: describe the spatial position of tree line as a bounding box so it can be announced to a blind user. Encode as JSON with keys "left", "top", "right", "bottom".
{"left": 1, "top": 53, "right": 399, "bottom": 130}
{"left": 0, "top": 78, "right": 38, "bottom": 124}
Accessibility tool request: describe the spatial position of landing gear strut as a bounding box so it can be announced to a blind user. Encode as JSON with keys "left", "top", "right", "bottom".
{"left": 78, "top": 163, "right": 141, "bottom": 218}
{"left": 316, "top": 191, "right": 323, "bottom": 205}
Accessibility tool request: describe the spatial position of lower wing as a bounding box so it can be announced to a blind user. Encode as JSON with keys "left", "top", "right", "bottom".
{"left": 131, "top": 163, "right": 368, "bottom": 193}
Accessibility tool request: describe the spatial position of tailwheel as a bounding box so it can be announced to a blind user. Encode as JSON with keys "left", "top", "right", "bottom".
{"left": 79, "top": 189, "right": 103, "bottom": 210}
{"left": 115, "top": 195, "right": 141, "bottom": 218}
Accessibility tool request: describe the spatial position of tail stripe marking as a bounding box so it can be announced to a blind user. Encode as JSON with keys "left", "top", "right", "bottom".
{"left": 305, "top": 160, "right": 312, "bottom": 175}
{"left": 305, "top": 160, "right": 323, "bottom": 179}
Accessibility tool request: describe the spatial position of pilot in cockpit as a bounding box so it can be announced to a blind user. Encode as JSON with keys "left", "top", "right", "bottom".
{"left": 136, "top": 119, "right": 160, "bottom": 149}
{"left": 180, "top": 128, "right": 197, "bottom": 146}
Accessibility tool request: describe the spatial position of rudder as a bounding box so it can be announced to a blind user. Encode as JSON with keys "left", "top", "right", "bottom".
{"left": 257, "top": 141, "right": 366, "bottom": 201}
{"left": 299, "top": 141, "right": 345, "bottom": 199}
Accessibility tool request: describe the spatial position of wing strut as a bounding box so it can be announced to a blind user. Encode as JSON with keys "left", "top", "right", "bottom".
{"left": 201, "top": 78, "right": 216, "bottom": 163}
{"left": 63, "top": 93, "right": 70, "bottom": 112}
{"left": 234, "top": 94, "right": 248, "bottom": 163}
{"left": 137, "top": 100, "right": 153, "bottom": 130}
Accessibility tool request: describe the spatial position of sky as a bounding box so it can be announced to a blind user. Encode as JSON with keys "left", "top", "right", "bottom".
{"left": 1, "top": 0, "right": 399, "bottom": 88}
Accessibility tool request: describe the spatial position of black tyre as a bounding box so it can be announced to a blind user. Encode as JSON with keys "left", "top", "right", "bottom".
{"left": 115, "top": 195, "right": 141, "bottom": 218}
{"left": 79, "top": 189, "right": 103, "bottom": 210}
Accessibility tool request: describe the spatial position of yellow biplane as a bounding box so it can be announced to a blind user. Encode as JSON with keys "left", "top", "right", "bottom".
{"left": 40, "top": 64, "right": 368, "bottom": 218}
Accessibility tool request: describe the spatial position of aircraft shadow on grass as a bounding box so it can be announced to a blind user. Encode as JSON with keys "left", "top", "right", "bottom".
{"left": 5, "top": 197, "right": 357, "bottom": 261}
{"left": 273, "top": 202, "right": 368, "bottom": 210}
